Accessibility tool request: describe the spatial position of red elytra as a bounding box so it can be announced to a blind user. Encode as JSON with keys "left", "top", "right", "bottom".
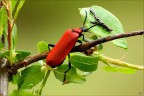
{"left": 46, "top": 28, "right": 82, "bottom": 68}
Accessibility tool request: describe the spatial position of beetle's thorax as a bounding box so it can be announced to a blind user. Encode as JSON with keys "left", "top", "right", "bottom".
{"left": 71, "top": 28, "right": 82, "bottom": 34}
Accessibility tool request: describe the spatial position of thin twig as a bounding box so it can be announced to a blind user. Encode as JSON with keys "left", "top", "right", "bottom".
{"left": 98, "top": 53, "right": 144, "bottom": 70}
{"left": 10, "top": 30, "right": 144, "bottom": 73}
{"left": 38, "top": 70, "right": 51, "bottom": 95}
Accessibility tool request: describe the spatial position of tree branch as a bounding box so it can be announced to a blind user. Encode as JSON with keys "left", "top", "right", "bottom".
{"left": 9, "top": 51, "right": 48, "bottom": 74}
{"left": 10, "top": 30, "right": 144, "bottom": 74}
{"left": 72, "top": 30, "right": 144, "bottom": 52}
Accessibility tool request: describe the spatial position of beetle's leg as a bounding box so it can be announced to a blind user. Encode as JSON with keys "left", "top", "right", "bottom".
{"left": 90, "top": 8, "right": 112, "bottom": 32}
{"left": 77, "top": 40, "right": 82, "bottom": 45}
{"left": 81, "top": 34, "right": 85, "bottom": 41}
{"left": 76, "top": 34, "right": 85, "bottom": 46}
{"left": 63, "top": 54, "right": 71, "bottom": 84}
{"left": 48, "top": 44, "right": 55, "bottom": 51}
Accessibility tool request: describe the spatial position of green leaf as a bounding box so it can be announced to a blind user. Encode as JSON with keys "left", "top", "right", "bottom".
{"left": 10, "top": 0, "right": 18, "bottom": 14}
{"left": 14, "top": 0, "right": 25, "bottom": 20}
{"left": 79, "top": 5, "right": 128, "bottom": 49}
{"left": 18, "top": 64, "right": 45, "bottom": 90}
{"left": 0, "top": 50, "right": 30, "bottom": 63}
{"left": 118, "top": 67, "right": 136, "bottom": 74}
{"left": 0, "top": 50, "right": 10, "bottom": 60}
{"left": 0, "top": 25, "right": 3, "bottom": 38}
{"left": 70, "top": 53, "right": 99, "bottom": 72}
{"left": 15, "top": 50, "right": 31, "bottom": 61}
{"left": 10, "top": 90, "right": 34, "bottom": 96}
{"left": 54, "top": 64, "right": 86, "bottom": 84}
{"left": 97, "top": 44, "right": 103, "bottom": 51}
{"left": 0, "top": 41, "right": 4, "bottom": 49}
{"left": 12, "top": 24, "right": 18, "bottom": 48}
{"left": 9, "top": 73, "right": 21, "bottom": 84}
{"left": 37, "top": 41, "right": 48, "bottom": 53}
{"left": 0, "top": 7, "right": 7, "bottom": 37}
{"left": 103, "top": 66, "right": 118, "bottom": 72}
{"left": 103, "top": 65, "right": 136, "bottom": 74}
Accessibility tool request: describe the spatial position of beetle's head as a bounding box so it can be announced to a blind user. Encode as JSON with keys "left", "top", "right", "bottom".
{"left": 81, "top": 27, "right": 88, "bottom": 32}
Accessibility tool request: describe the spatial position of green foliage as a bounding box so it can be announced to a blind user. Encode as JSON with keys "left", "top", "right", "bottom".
{"left": 10, "top": 64, "right": 45, "bottom": 90}
{"left": 13, "top": 0, "right": 25, "bottom": 20}
{"left": 70, "top": 53, "right": 99, "bottom": 72}
{"left": 103, "top": 65, "right": 136, "bottom": 74}
{"left": 17, "top": 64, "right": 45, "bottom": 90}
{"left": 12, "top": 24, "right": 18, "bottom": 48}
{"left": 15, "top": 50, "right": 31, "bottom": 61}
{"left": 0, "top": 0, "right": 25, "bottom": 65}
{"left": 0, "top": 2, "right": 141, "bottom": 95}
{"left": 10, "top": 0, "right": 25, "bottom": 48}
{"left": 9, "top": 0, "right": 25, "bottom": 20}
{"left": 10, "top": 72, "right": 20, "bottom": 84}
{"left": 54, "top": 64, "right": 86, "bottom": 84}
{"left": 79, "top": 5, "right": 127, "bottom": 49}
{"left": 0, "top": 50, "right": 31, "bottom": 63}
{"left": 0, "top": 41, "right": 4, "bottom": 49}
{"left": 10, "top": 0, "right": 18, "bottom": 14}
{"left": 37, "top": 41, "right": 48, "bottom": 53}
{"left": 0, "top": 6, "right": 7, "bottom": 37}
{"left": 0, "top": 50, "right": 10, "bottom": 59}
{"left": 10, "top": 90, "right": 34, "bottom": 96}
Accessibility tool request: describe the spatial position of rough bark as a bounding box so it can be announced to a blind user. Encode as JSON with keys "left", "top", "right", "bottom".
{"left": 0, "top": 58, "right": 8, "bottom": 96}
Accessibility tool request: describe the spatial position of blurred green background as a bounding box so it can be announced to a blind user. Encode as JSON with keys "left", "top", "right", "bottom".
{"left": 9, "top": 0, "right": 143, "bottom": 96}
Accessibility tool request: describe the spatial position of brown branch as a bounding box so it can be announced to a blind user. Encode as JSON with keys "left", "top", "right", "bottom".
{"left": 9, "top": 30, "right": 144, "bottom": 74}
{"left": 72, "top": 30, "right": 144, "bottom": 52}
{"left": 9, "top": 51, "right": 48, "bottom": 74}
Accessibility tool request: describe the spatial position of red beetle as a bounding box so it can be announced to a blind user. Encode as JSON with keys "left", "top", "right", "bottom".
{"left": 46, "top": 9, "right": 112, "bottom": 83}
{"left": 46, "top": 28, "right": 83, "bottom": 68}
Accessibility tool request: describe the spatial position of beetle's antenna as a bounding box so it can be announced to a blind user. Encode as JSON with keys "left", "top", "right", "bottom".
{"left": 81, "top": 10, "right": 94, "bottom": 32}
{"left": 81, "top": 10, "right": 97, "bottom": 32}
{"left": 82, "top": 10, "right": 87, "bottom": 28}
{"left": 85, "top": 24, "right": 97, "bottom": 31}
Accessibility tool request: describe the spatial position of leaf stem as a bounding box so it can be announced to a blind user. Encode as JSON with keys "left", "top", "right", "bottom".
{"left": 38, "top": 70, "right": 51, "bottom": 95}
{"left": 96, "top": 52, "right": 144, "bottom": 70}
